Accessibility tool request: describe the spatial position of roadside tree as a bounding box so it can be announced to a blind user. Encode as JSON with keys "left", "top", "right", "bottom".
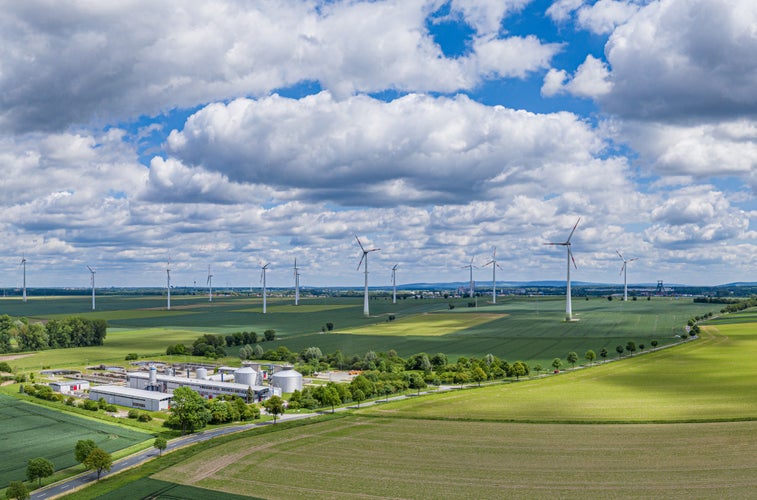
{"left": 599, "top": 347, "right": 608, "bottom": 362}
{"left": 509, "top": 361, "right": 528, "bottom": 380}
{"left": 551, "top": 358, "right": 562, "bottom": 371}
{"left": 74, "top": 439, "right": 96, "bottom": 464}
{"left": 153, "top": 437, "right": 167, "bottom": 456}
{"left": 615, "top": 345, "right": 624, "bottom": 358}
{"left": 566, "top": 352, "right": 578, "bottom": 368}
{"left": 585, "top": 350, "right": 596, "bottom": 365}
{"left": 353, "top": 388, "right": 365, "bottom": 408}
{"left": 83, "top": 447, "right": 112, "bottom": 480}
{"left": 26, "top": 457, "right": 54, "bottom": 486}
{"left": 264, "top": 395, "right": 285, "bottom": 423}
{"left": 471, "top": 366, "right": 487, "bottom": 386}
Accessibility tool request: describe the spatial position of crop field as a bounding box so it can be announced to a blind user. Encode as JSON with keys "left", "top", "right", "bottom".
{"left": 362, "top": 319, "right": 757, "bottom": 422}
{"left": 149, "top": 416, "right": 757, "bottom": 499}
{"left": 336, "top": 312, "right": 506, "bottom": 336}
{"left": 0, "top": 394, "right": 151, "bottom": 487}
{"left": 1, "top": 294, "right": 720, "bottom": 368}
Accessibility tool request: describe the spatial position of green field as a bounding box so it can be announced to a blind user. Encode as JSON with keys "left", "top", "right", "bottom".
{"left": 0, "top": 394, "right": 151, "bottom": 487}
{"left": 0, "top": 295, "right": 720, "bottom": 369}
{"left": 63, "top": 308, "right": 757, "bottom": 499}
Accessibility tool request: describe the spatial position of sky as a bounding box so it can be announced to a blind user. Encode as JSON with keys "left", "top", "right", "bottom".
{"left": 0, "top": 0, "right": 755, "bottom": 289}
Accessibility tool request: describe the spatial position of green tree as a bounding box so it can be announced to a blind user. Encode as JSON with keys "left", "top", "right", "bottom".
{"left": 321, "top": 386, "right": 341, "bottom": 413}
{"left": 616, "top": 345, "right": 624, "bottom": 358}
{"left": 454, "top": 370, "right": 469, "bottom": 389}
{"left": 263, "top": 395, "right": 285, "bottom": 423}
{"left": 168, "top": 387, "right": 210, "bottom": 434}
{"left": 26, "top": 457, "right": 54, "bottom": 486}
{"left": 625, "top": 341, "right": 636, "bottom": 354}
{"left": 566, "top": 352, "right": 578, "bottom": 368}
{"left": 352, "top": 388, "right": 365, "bottom": 408}
{"left": 509, "top": 361, "right": 528, "bottom": 380}
{"left": 83, "top": 447, "right": 112, "bottom": 480}
{"left": 551, "top": 358, "right": 562, "bottom": 371}
{"left": 263, "top": 329, "right": 276, "bottom": 341}
{"left": 533, "top": 363, "right": 543, "bottom": 374}
{"left": 599, "top": 347, "right": 608, "bottom": 362}
{"left": 5, "top": 481, "right": 29, "bottom": 500}
{"left": 585, "top": 349, "right": 596, "bottom": 365}
{"left": 153, "top": 437, "right": 167, "bottom": 456}
{"left": 74, "top": 439, "right": 97, "bottom": 464}
{"left": 471, "top": 366, "right": 487, "bottom": 386}
{"left": 651, "top": 340, "right": 659, "bottom": 349}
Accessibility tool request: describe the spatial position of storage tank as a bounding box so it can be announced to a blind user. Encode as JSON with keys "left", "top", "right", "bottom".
{"left": 234, "top": 366, "right": 257, "bottom": 387}
{"left": 149, "top": 366, "right": 157, "bottom": 385}
{"left": 270, "top": 369, "right": 303, "bottom": 393}
{"left": 196, "top": 367, "right": 208, "bottom": 380}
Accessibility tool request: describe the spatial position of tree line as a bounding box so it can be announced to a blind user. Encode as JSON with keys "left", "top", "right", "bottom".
{"left": 0, "top": 315, "right": 107, "bottom": 354}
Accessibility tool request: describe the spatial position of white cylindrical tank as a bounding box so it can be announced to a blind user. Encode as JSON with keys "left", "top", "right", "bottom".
{"left": 270, "top": 369, "right": 303, "bottom": 393}
{"left": 234, "top": 366, "right": 257, "bottom": 387}
{"left": 196, "top": 367, "right": 208, "bottom": 380}
{"left": 149, "top": 366, "right": 157, "bottom": 385}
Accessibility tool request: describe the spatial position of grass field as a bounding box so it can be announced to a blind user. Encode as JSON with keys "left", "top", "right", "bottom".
{"left": 60, "top": 308, "right": 757, "bottom": 499}
{"left": 150, "top": 416, "right": 757, "bottom": 499}
{"left": 336, "top": 311, "right": 506, "bottom": 336}
{"left": 0, "top": 394, "right": 151, "bottom": 488}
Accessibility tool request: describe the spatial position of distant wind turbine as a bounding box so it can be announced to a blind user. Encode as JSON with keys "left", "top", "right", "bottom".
{"left": 86, "top": 265, "right": 96, "bottom": 311}
{"left": 355, "top": 235, "right": 379, "bottom": 317}
{"left": 166, "top": 259, "right": 171, "bottom": 311}
{"left": 544, "top": 217, "right": 580, "bottom": 321}
{"left": 391, "top": 264, "right": 398, "bottom": 304}
{"left": 261, "top": 263, "right": 270, "bottom": 314}
{"left": 293, "top": 259, "right": 300, "bottom": 306}
{"left": 462, "top": 257, "right": 476, "bottom": 298}
{"left": 483, "top": 248, "right": 503, "bottom": 304}
{"left": 207, "top": 265, "right": 214, "bottom": 302}
{"left": 20, "top": 255, "right": 27, "bottom": 303}
{"left": 617, "top": 250, "right": 639, "bottom": 302}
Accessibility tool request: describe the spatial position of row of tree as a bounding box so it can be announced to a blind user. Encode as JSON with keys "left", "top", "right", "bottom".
{"left": 165, "top": 386, "right": 261, "bottom": 434}
{"left": 0, "top": 315, "right": 106, "bottom": 353}
{"left": 166, "top": 330, "right": 277, "bottom": 359}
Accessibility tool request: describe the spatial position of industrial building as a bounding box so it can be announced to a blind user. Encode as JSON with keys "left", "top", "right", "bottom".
{"left": 126, "top": 367, "right": 279, "bottom": 402}
{"left": 49, "top": 380, "right": 90, "bottom": 394}
{"left": 89, "top": 385, "right": 172, "bottom": 411}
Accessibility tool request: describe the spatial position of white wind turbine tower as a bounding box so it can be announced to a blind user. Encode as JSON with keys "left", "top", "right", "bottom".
{"left": 86, "top": 265, "right": 96, "bottom": 310}
{"left": 260, "top": 263, "right": 270, "bottom": 314}
{"left": 544, "top": 217, "right": 580, "bottom": 321}
{"left": 207, "top": 265, "right": 214, "bottom": 302}
{"left": 462, "top": 257, "right": 476, "bottom": 298}
{"left": 20, "top": 255, "right": 27, "bottom": 302}
{"left": 166, "top": 259, "right": 172, "bottom": 311}
{"left": 293, "top": 259, "right": 301, "bottom": 306}
{"left": 617, "top": 250, "right": 639, "bottom": 302}
{"left": 391, "top": 264, "right": 398, "bottom": 304}
{"left": 483, "top": 248, "right": 503, "bottom": 304}
{"left": 355, "top": 235, "right": 379, "bottom": 317}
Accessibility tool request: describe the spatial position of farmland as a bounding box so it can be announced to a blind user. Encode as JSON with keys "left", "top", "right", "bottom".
{"left": 0, "top": 394, "right": 151, "bottom": 488}
{"left": 62, "top": 307, "right": 757, "bottom": 499}
{"left": 0, "top": 294, "right": 719, "bottom": 370}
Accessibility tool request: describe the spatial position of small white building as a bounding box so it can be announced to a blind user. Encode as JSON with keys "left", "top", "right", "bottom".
{"left": 50, "top": 380, "right": 90, "bottom": 394}
{"left": 89, "top": 385, "right": 172, "bottom": 411}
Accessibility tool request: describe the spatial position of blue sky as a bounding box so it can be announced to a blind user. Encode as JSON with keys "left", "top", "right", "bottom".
{"left": 0, "top": 0, "right": 754, "bottom": 289}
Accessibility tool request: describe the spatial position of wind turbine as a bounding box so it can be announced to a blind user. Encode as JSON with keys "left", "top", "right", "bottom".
{"left": 355, "top": 235, "right": 379, "bottom": 317}
{"left": 617, "top": 251, "right": 639, "bottom": 302}
{"left": 483, "top": 248, "right": 503, "bottom": 304}
{"left": 207, "top": 265, "right": 214, "bottom": 302}
{"left": 391, "top": 264, "right": 398, "bottom": 304}
{"left": 86, "top": 265, "right": 96, "bottom": 311}
{"left": 462, "top": 257, "right": 476, "bottom": 298}
{"left": 166, "top": 259, "right": 171, "bottom": 311}
{"left": 293, "top": 259, "right": 300, "bottom": 306}
{"left": 260, "top": 263, "right": 270, "bottom": 314}
{"left": 544, "top": 217, "right": 580, "bottom": 321}
{"left": 20, "top": 255, "right": 27, "bottom": 303}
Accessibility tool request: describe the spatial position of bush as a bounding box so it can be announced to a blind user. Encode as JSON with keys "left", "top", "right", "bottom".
{"left": 105, "top": 404, "right": 118, "bottom": 412}
{"left": 137, "top": 413, "right": 153, "bottom": 422}
{"left": 125, "top": 353, "right": 139, "bottom": 360}
{"left": 127, "top": 409, "right": 139, "bottom": 419}
{"left": 0, "top": 361, "right": 12, "bottom": 372}
{"left": 81, "top": 399, "right": 99, "bottom": 411}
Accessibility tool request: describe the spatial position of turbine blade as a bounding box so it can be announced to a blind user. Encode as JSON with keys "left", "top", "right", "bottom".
{"left": 357, "top": 253, "right": 365, "bottom": 270}
{"left": 566, "top": 217, "right": 580, "bottom": 243}
{"left": 569, "top": 247, "right": 577, "bottom": 269}
{"left": 616, "top": 250, "right": 624, "bottom": 260}
{"left": 354, "top": 234, "right": 366, "bottom": 252}
{"left": 619, "top": 263, "right": 626, "bottom": 276}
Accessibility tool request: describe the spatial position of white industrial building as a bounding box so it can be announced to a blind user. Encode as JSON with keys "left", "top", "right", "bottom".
{"left": 89, "top": 385, "right": 172, "bottom": 411}
{"left": 270, "top": 369, "right": 303, "bottom": 393}
{"left": 127, "top": 367, "right": 278, "bottom": 402}
{"left": 50, "top": 380, "right": 90, "bottom": 394}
